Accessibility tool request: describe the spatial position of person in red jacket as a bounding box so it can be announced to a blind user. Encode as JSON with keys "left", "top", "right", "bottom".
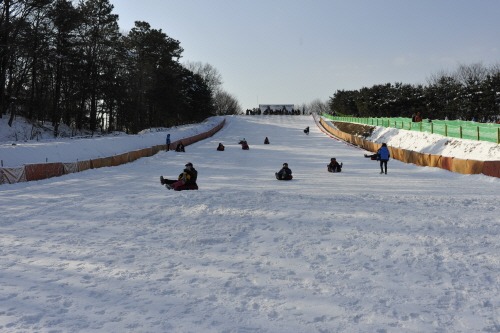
{"left": 239, "top": 139, "right": 249, "bottom": 150}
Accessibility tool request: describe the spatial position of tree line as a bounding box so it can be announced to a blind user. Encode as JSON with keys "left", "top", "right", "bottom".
{"left": 328, "top": 63, "right": 500, "bottom": 122}
{"left": 0, "top": 0, "right": 241, "bottom": 136}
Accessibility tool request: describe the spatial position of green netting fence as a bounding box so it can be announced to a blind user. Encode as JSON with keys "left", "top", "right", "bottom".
{"left": 322, "top": 114, "right": 500, "bottom": 144}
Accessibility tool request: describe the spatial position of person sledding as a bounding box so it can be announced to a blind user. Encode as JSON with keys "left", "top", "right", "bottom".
{"left": 239, "top": 138, "right": 249, "bottom": 150}
{"left": 275, "top": 162, "right": 293, "bottom": 180}
{"left": 364, "top": 153, "right": 380, "bottom": 160}
{"left": 303, "top": 126, "right": 309, "bottom": 134}
{"left": 175, "top": 142, "right": 185, "bottom": 152}
{"left": 264, "top": 137, "right": 270, "bottom": 144}
{"left": 217, "top": 143, "right": 225, "bottom": 151}
{"left": 160, "top": 162, "right": 198, "bottom": 191}
{"left": 327, "top": 157, "right": 343, "bottom": 172}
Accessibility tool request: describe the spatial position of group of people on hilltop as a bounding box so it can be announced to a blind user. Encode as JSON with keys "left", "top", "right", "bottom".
{"left": 411, "top": 112, "right": 423, "bottom": 122}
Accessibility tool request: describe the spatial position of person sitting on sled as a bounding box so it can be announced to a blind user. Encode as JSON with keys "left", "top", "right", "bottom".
{"left": 175, "top": 142, "right": 185, "bottom": 152}
{"left": 239, "top": 138, "right": 249, "bottom": 150}
{"left": 304, "top": 126, "right": 309, "bottom": 134}
{"left": 160, "top": 162, "right": 198, "bottom": 190}
{"left": 327, "top": 157, "right": 343, "bottom": 172}
{"left": 276, "top": 162, "right": 293, "bottom": 180}
{"left": 264, "top": 137, "right": 270, "bottom": 144}
{"left": 217, "top": 143, "right": 225, "bottom": 151}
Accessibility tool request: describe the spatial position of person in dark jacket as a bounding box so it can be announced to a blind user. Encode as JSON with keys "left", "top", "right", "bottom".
{"left": 160, "top": 162, "right": 198, "bottom": 190}
{"left": 275, "top": 162, "right": 293, "bottom": 180}
{"left": 239, "top": 139, "right": 249, "bottom": 150}
{"left": 327, "top": 157, "right": 343, "bottom": 172}
{"left": 217, "top": 143, "right": 225, "bottom": 151}
{"left": 166, "top": 134, "right": 171, "bottom": 151}
{"left": 175, "top": 142, "right": 185, "bottom": 152}
{"left": 264, "top": 137, "right": 270, "bottom": 144}
{"left": 377, "top": 143, "right": 390, "bottom": 174}
{"left": 304, "top": 126, "right": 309, "bottom": 135}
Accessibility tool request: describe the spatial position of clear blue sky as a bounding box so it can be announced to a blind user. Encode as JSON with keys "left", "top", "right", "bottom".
{"left": 111, "top": 0, "right": 500, "bottom": 111}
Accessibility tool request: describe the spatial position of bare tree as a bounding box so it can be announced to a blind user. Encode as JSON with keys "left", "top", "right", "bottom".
{"left": 306, "top": 99, "right": 328, "bottom": 115}
{"left": 183, "top": 61, "right": 222, "bottom": 94}
{"left": 214, "top": 90, "right": 241, "bottom": 115}
{"left": 455, "top": 63, "right": 488, "bottom": 86}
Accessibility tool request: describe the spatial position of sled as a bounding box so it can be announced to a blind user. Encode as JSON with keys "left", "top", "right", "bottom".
{"left": 169, "top": 183, "right": 198, "bottom": 191}
{"left": 275, "top": 173, "right": 293, "bottom": 180}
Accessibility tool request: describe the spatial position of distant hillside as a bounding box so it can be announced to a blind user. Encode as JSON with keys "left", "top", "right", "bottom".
{"left": 0, "top": 116, "right": 105, "bottom": 142}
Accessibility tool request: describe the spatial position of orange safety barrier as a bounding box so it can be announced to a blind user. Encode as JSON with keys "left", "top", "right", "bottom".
{"left": 90, "top": 156, "right": 113, "bottom": 169}
{"left": 1, "top": 118, "right": 226, "bottom": 185}
{"left": 25, "top": 163, "right": 64, "bottom": 181}
{"left": 112, "top": 153, "right": 129, "bottom": 167}
{"left": 466, "top": 159, "right": 484, "bottom": 175}
{"left": 448, "top": 158, "right": 485, "bottom": 175}
{"left": 128, "top": 150, "right": 142, "bottom": 162}
{"left": 428, "top": 154, "right": 442, "bottom": 168}
{"left": 140, "top": 147, "right": 154, "bottom": 158}
{"left": 63, "top": 162, "right": 79, "bottom": 174}
{"left": 77, "top": 160, "right": 91, "bottom": 172}
{"left": 440, "top": 156, "right": 454, "bottom": 171}
{"left": 482, "top": 161, "right": 500, "bottom": 177}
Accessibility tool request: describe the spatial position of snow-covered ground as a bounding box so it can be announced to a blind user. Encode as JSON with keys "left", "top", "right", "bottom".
{"left": 0, "top": 115, "right": 499, "bottom": 332}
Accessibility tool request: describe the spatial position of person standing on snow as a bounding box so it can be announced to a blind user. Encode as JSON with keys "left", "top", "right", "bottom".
{"left": 377, "top": 143, "right": 390, "bottom": 174}
{"left": 166, "top": 134, "right": 171, "bottom": 151}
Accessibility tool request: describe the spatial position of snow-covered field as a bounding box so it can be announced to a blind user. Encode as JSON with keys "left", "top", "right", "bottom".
{"left": 0, "top": 115, "right": 499, "bottom": 332}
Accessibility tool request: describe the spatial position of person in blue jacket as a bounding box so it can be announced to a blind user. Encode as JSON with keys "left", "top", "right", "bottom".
{"left": 166, "top": 134, "right": 171, "bottom": 151}
{"left": 377, "top": 143, "right": 390, "bottom": 174}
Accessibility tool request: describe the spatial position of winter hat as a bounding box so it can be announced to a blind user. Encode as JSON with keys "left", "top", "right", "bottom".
{"left": 185, "top": 162, "right": 193, "bottom": 167}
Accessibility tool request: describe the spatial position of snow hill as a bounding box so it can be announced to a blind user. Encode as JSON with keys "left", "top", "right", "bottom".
{"left": 0, "top": 115, "right": 499, "bottom": 332}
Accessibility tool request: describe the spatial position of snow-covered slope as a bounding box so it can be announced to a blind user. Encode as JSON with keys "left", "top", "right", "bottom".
{"left": 0, "top": 116, "right": 498, "bottom": 332}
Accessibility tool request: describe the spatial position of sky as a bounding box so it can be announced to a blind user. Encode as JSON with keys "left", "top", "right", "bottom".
{"left": 110, "top": 0, "right": 500, "bottom": 110}
{"left": 1, "top": 115, "right": 499, "bottom": 332}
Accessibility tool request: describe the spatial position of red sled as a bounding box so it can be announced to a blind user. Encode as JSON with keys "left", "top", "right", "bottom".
{"left": 174, "top": 183, "right": 199, "bottom": 191}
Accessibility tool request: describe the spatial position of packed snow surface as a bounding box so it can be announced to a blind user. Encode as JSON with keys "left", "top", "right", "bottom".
{"left": 0, "top": 115, "right": 499, "bottom": 332}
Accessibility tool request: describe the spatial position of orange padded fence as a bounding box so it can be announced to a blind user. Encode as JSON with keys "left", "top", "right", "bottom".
{"left": 25, "top": 163, "right": 64, "bottom": 181}
{"left": 77, "top": 160, "right": 91, "bottom": 172}
{"left": 1, "top": 118, "right": 226, "bottom": 185}
{"left": 319, "top": 118, "right": 499, "bottom": 178}
{"left": 112, "top": 153, "right": 129, "bottom": 167}
{"left": 482, "top": 161, "right": 500, "bottom": 177}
